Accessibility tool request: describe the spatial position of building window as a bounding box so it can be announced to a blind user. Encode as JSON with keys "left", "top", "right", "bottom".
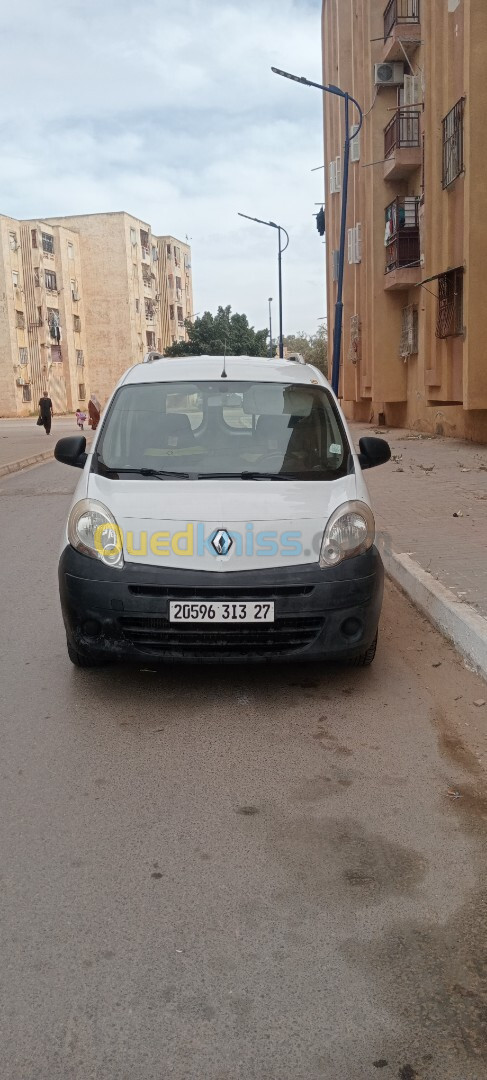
{"left": 142, "top": 263, "right": 152, "bottom": 286}
{"left": 34, "top": 267, "right": 40, "bottom": 287}
{"left": 48, "top": 309, "right": 61, "bottom": 341}
{"left": 41, "top": 232, "right": 54, "bottom": 254}
{"left": 78, "top": 383, "right": 86, "bottom": 400}
{"left": 19, "top": 347, "right": 28, "bottom": 365}
{"left": 9, "top": 231, "right": 17, "bottom": 251}
{"left": 73, "top": 314, "right": 81, "bottom": 332}
{"left": 15, "top": 310, "right": 25, "bottom": 329}
{"left": 329, "top": 157, "right": 341, "bottom": 194}
{"left": 71, "top": 280, "right": 80, "bottom": 301}
{"left": 152, "top": 246, "right": 158, "bottom": 262}
{"left": 67, "top": 242, "right": 74, "bottom": 259}
{"left": 45, "top": 270, "right": 57, "bottom": 292}
{"left": 146, "top": 330, "right": 156, "bottom": 348}
{"left": 174, "top": 245, "right": 181, "bottom": 265}
{"left": 135, "top": 298, "right": 140, "bottom": 313}
{"left": 37, "top": 306, "right": 43, "bottom": 326}
{"left": 76, "top": 349, "right": 84, "bottom": 366}
{"left": 168, "top": 273, "right": 174, "bottom": 291}
{"left": 177, "top": 305, "right": 184, "bottom": 325}
{"left": 145, "top": 298, "right": 155, "bottom": 320}
{"left": 167, "top": 243, "right": 172, "bottom": 257}
{"left": 399, "top": 305, "right": 419, "bottom": 357}
{"left": 130, "top": 227, "right": 137, "bottom": 246}
{"left": 442, "top": 99, "right": 465, "bottom": 189}
{"left": 51, "top": 344, "right": 62, "bottom": 363}
{"left": 22, "top": 384, "right": 32, "bottom": 403}
{"left": 12, "top": 270, "right": 19, "bottom": 288}
{"left": 31, "top": 229, "right": 38, "bottom": 248}
{"left": 140, "top": 229, "right": 150, "bottom": 258}
{"left": 347, "top": 224, "right": 362, "bottom": 264}
{"left": 436, "top": 268, "right": 464, "bottom": 339}
{"left": 170, "top": 304, "right": 175, "bottom": 321}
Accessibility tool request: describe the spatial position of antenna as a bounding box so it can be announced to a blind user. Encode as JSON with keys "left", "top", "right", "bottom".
{"left": 220, "top": 337, "right": 228, "bottom": 378}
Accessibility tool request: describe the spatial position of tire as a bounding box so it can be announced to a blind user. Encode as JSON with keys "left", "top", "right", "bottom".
{"left": 348, "top": 631, "right": 378, "bottom": 668}
{"left": 67, "top": 640, "right": 108, "bottom": 668}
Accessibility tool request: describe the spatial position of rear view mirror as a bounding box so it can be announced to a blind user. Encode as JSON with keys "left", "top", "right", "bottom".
{"left": 54, "top": 435, "right": 87, "bottom": 469}
{"left": 358, "top": 436, "right": 391, "bottom": 470}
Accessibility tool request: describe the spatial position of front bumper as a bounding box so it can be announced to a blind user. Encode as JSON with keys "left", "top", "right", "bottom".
{"left": 59, "top": 546, "right": 384, "bottom": 663}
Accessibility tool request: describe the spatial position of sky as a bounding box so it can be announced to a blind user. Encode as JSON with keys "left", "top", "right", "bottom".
{"left": 0, "top": 0, "right": 325, "bottom": 337}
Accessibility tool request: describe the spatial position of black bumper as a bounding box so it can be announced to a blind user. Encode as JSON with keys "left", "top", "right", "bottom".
{"left": 59, "top": 546, "right": 384, "bottom": 663}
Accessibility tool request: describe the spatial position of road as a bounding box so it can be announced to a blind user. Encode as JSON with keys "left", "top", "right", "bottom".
{"left": 0, "top": 416, "right": 87, "bottom": 470}
{"left": 1, "top": 459, "right": 487, "bottom": 1080}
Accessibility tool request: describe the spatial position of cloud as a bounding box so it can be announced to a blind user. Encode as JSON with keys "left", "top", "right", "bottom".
{"left": 0, "top": 0, "right": 326, "bottom": 335}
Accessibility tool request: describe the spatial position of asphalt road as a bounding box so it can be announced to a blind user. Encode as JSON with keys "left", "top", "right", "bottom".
{"left": 1, "top": 460, "right": 487, "bottom": 1080}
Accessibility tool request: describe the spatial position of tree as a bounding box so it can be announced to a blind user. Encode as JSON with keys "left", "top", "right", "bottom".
{"left": 164, "top": 305, "right": 268, "bottom": 358}
{"left": 283, "top": 324, "right": 328, "bottom": 376}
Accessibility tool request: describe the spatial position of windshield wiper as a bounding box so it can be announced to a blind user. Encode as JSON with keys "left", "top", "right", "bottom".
{"left": 96, "top": 464, "right": 192, "bottom": 480}
{"left": 197, "top": 471, "right": 293, "bottom": 481}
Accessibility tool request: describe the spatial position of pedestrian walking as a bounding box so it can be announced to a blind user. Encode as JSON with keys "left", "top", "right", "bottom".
{"left": 76, "top": 409, "right": 87, "bottom": 431}
{"left": 88, "top": 394, "right": 101, "bottom": 431}
{"left": 38, "top": 391, "right": 53, "bottom": 435}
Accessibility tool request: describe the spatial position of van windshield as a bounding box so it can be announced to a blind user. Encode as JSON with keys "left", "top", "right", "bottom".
{"left": 94, "top": 380, "right": 351, "bottom": 480}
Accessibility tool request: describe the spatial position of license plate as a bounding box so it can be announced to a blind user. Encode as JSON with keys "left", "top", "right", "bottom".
{"left": 169, "top": 601, "right": 275, "bottom": 623}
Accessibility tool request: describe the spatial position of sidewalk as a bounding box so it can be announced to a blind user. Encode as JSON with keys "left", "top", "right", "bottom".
{"left": 0, "top": 417, "right": 90, "bottom": 475}
{"left": 351, "top": 423, "right": 487, "bottom": 674}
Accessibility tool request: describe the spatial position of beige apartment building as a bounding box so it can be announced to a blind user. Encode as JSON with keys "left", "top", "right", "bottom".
{"left": 0, "top": 215, "right": 90, "bottom": 416}
{"left": 0, "top": 211, "right": 194, "bottom": 414}
{"left": 46, "top": 213, "right": 194, "bottom": 405}
{"left": 322, "top": 0, "right": 487, "bottom": 440}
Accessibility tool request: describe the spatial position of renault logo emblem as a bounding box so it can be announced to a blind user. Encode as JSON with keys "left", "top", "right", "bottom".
{"left": 211, "top": 529, "right": 233, "bottom": 556}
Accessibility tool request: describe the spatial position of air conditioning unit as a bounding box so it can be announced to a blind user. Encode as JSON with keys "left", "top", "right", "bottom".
{"left": 16, "top": 377, "right": 26, "bottom": 386}
{"left": 374, "top": 62, "right": 404, "bottom": 87}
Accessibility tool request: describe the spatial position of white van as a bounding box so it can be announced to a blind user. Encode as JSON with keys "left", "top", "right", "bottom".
{"left": 55, "top": 354, "right": 390, "bottom": 667}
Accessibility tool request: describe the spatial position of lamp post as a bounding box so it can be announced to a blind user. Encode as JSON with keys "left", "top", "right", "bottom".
{"left": 238, "top": 213, "right": 289, "bottom": 359}
{"left": 271, "top": 67, "right": 363, "bottom": 396}
{"left": 268, "top": 297, "right": 273, "bottom": 358}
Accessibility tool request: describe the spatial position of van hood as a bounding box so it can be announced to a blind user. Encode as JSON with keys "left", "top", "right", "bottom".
{"left": 84, "top": 472, "right": 361, "bottom": 571}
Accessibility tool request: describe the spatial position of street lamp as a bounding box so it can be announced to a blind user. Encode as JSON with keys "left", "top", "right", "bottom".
{"left": 271, "top": 67, "right": 363, "bottom": 396}
{"left": 268, "top": 297, "right": 273, "bottom": 358}
{"left": 238, "top": 212, "right": 289, "bottom": 359}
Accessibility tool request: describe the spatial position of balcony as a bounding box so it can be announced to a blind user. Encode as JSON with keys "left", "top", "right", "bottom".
{"left": 383, "top": 0, "right": 420, "bottom": 62}
{"left": 384, "top": 197, "right": 420, "bottom": 290}
{"left": 384, "top": 110, "right": 421, "bottom": 180}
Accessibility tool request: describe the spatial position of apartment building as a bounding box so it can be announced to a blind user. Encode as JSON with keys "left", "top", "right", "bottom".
{"left": 0, "top": 215, "right": 90, "bottom": 416}
{"left": 46, "top": 214, "right": 194, "bottom": 405}
{"left": 0, "top": 211, "right": 194, "bottom": 414}
{"left": 322, "top": 0, "right": 487, "bottom": 440}
{"left": 157, "top": 235, "right": 193, "bottom": 349}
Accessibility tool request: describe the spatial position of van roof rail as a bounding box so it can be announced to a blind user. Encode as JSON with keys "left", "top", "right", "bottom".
{"left": 286, "top": 352, "right": 306, "bottom": 365}
{"left": 142, "top": 350, "right": 165, "bottom": 363}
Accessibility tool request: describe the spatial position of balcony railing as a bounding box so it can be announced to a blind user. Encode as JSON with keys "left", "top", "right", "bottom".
{"left": 384, "top": 110, "right": 420, "bottom": 158}
{"left": 384, "top": 0, "right": 420, "bottom": 42}
{"left": 385, "top": 196, "right": 420, "bottom": 273}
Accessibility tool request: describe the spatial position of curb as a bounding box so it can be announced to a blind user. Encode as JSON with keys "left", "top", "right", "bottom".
{"left": 0, "top": 449, "right": 55, "bottom": 478}
{"left": 377, "top": 533, "right": 487, "bottom": 681}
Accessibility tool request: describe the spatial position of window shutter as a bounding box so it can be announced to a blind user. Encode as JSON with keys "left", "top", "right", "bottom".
{"left": 329, "top": 161, "right": 335, "bottom": 194}
{"left": 335, "top": 156, "right": 342, "bottom": 191}
{"left": 348, "top": 229, "right": 354, "bottom": 264}
{"left": 403, "top": 74, "right": 421, "bottom": 106}
{"left": 332, "top": 250, "right": 340, "bottom": 281}
{"left": 355, "top": 223, "right": 362, "bottom": 263}
{"left": 350, "top": 124, "right": 360, "bottom": 162}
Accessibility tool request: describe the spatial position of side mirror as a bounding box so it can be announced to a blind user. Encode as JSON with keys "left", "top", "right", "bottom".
{"left": 54, "top": 435, "right": 87, "bottom": 469}
{"left": 358, "top": 436, "right": 391, "bottom": 470}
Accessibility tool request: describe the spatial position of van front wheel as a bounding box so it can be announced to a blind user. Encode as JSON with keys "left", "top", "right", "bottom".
{"left": 67, "top": 640, "right": 109, "bottom": 668}
{"left": 348, "top": 632, "right": 378, "bottom": 668}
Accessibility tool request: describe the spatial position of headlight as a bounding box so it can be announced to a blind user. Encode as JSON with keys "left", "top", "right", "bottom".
{"left": 319, "top": 500, "right": 375, "bottom": 568}
{"left": 68, "top": 499, "right": 124, "bottom": 569}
